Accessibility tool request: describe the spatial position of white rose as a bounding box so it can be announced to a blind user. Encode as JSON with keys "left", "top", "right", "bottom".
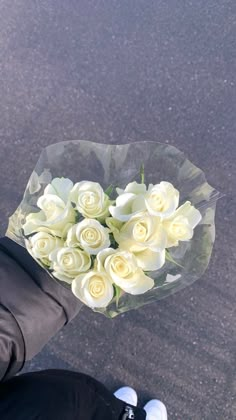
{"left": 25, "top": 232, "right": 63, "bottom": 266}
{"left": 72, "top": 271, "right": 114, "bottom": 308}
{"left": 70, "top": 181, "right": 110, "bottom": 221}
{"left": 66, "top": 219, "right": 110, "bottom": 255}
{"left": 49, "top": 247, "right": 91, "bottom": 284}
{"left": 109, "top": 182, "right": 147, "bottom": 222}
{"left": 145, "top": 181, "right": 179, "bottom": 219}
{"left": 23, "top": 195, "right": 76, "bottom": 238}
{"left": 96, "top": 248, "right": 154, "bottom": 295}
{"left": 44, "top": 177, "right": 74, "bottom": 203}
{"left": 113, "top": 212, "right": 166, "bottom": 271}
{"left": 116, "top": 181, "right": 147, "bottom": 196}
{"left": 163, "top": 201, "right": 202, "bottom": 247}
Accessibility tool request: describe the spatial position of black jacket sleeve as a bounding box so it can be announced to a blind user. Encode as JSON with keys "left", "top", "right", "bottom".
{"left": 0, "top": 237, "right": 82, "bottom": 382}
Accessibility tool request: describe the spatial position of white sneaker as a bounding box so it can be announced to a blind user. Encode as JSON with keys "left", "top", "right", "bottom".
{"left": 143, "top": 399, "right": 168, "bottom": 420}
{"left": 114, "top": 386, "right": 138, "bottom": 406}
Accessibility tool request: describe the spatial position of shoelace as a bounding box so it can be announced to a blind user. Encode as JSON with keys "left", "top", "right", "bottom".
{"left": 121, "top": 405, "right": 135, "bottom": 419}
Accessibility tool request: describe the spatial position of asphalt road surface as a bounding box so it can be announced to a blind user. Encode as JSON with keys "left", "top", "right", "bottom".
{"left": 0, "top": 1, "right": 235, "bottom": 419}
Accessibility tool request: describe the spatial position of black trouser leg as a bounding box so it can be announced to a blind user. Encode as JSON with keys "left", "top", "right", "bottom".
{"left": 0, "top": 369, "right": 146, "bottom": 420}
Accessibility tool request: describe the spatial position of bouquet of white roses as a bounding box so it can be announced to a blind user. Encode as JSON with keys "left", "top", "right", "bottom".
{"left": 6, "top": 141, "right": 221, "bottom": 317}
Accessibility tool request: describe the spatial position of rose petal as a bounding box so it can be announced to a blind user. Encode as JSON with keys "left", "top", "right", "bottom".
{"left": 95, "top": 248, "right": 116, "bottom": 271}
{"left": 172, "top": 201, "right": 202, "bottom": 228}
{"left": 134, "top": 248, "right": 166, "bottom": 271}
{"left": 115, "top": 270, "right": 154, "bottom": 295}
{"left": 44, "top": 178, "right": 74, "bottom": 203}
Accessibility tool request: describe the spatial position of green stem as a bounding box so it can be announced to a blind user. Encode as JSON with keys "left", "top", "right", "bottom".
{"left": 140, "top": 163, "right": 145, "bottom": 184}
{"left": 165, "top": 251, "right": 184, "bottom": 268}
{"left": 114, "top": 285, "right": 122, "bottom": 308}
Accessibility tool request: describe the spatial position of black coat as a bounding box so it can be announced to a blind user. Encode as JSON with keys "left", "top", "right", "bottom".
{"left": 0, "top": 237, "right": 81, "bottom": 382}
{"left": 0, "top": 238, "right": 147, "bottom": 420}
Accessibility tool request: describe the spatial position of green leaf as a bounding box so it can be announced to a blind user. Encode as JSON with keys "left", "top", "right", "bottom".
{"left": 109, "top": 235, "right": 119, "bottom": 249}
{"left": 165, "top": 250, "right": 184, "bottom": 268}
{"left": 140, "top": 163, "right": 145, "bottom": 184}
{"left": 105, "top": 184, "right": 114, "bottom": 197}
{"left": 90, "top": 255, "right": 96, "bottom": 267}
{"left": 75, "top": 211, "right": 83, "bottom": 223}
{"left": 114, "top": 285, "right": 122, "bottom": 308}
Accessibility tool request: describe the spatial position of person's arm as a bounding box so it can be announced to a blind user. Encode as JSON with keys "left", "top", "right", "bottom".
{"left": 0, "top": 237, "right": 82, "bottom": 382}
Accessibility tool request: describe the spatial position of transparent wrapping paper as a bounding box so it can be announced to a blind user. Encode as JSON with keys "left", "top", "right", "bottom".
{"left": 6, "top": 141, "right": 221, "bottom": 318}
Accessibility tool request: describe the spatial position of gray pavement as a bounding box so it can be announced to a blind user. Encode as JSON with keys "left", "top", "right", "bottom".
{"left": 0, "top": 1, "right": 235, "bottom": 419}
